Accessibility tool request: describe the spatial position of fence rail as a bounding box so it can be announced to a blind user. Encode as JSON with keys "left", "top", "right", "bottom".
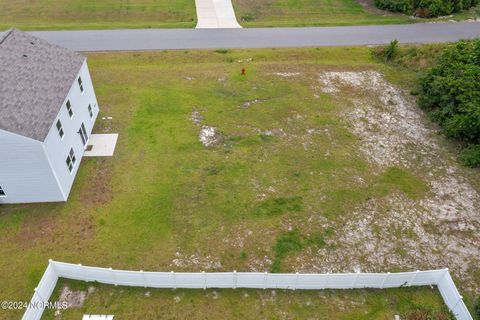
{"left": 22, "top": 260, "right": 473, "bottom": 320}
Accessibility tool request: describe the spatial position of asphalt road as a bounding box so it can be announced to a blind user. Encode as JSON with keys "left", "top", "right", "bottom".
{"left": 21, "top": 22, "right": 480, "bottom": 51}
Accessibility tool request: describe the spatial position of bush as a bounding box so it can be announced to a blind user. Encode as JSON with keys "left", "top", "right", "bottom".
{"left": 385, "top": 39, "right": 400, "bottom": 61}
{"left": 418, "top": 39, "right": 480, "bottom": 167}
{"left": 371, "top": 39, "right": 399, "bottom": 62}
{"left": 374, "top": 0, "right": 414, "bottom": 14}
{"left": 374, "top": 0, "right": 478, "bottom": 17}
{"left": 474, "top": 296, "right": 480, "bottom": 319}
{"left": 460, "top": 145, "right": 480, "bottom": 167}
{"left": 371, "top": 42, "right": 445, "bottom": 71}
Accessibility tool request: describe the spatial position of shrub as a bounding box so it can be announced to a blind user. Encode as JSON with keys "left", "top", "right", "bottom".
{"left": 418, "top": 39, "right": 480, "bottom": 167}
{"left": 374, "top": 0, "right": 414, "bottom": 14}
{"left": 384, "top": 39, "right": 400, "bottom": 61}
{"left": 371, "top": 42, "right": 445, "bottom": 71}
{"left": 374, "top": 0, "right": 478, "bottom": 17}
{"left": 460, "top": 145, "right": 480, "bottom": 167}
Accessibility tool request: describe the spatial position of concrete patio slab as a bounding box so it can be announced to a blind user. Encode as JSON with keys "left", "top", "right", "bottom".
{"left": 84, "top": 134, "right": 118, "bottom": 157}
{"left": 195, "top": 0, "right": 242, "bottom": 28}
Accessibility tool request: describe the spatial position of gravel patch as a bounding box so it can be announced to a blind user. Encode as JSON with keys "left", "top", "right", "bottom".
{"left": 171, "top": 252, "right": 222, "bottom": 270}
{"left": 58, "top": 286, "right": 86, "bottom": 308}
{"left": 273, "top": 72, "right": 301, "bottom": 77}
{"left": 199, "top": 125, "right": 221, "bottom": 147}
{"left": 191, "top": 110, "right": 203, "bottom": 126}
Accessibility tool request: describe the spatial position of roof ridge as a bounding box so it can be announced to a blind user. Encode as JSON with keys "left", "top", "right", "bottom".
{"left": 0, "top": 28, "right": 86, "bottom": 141}
{"left": 0, "top": 28, "right": 15, "bottom": 46}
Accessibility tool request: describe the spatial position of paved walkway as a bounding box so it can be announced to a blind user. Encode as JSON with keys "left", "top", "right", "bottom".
{"left": 195, "top": 0, "right": 242, "bottom": 28}
{"left": 25, "top": 22, "right": 480, "bottom": 51}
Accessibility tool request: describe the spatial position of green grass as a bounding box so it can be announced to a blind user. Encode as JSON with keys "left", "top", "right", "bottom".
{"left": 378, "top": 167, "right": 429, "bottom": 199}
{"left": 1, "top": 0, "right": 477, "bottom": 30}
{"left": 0, "top": 0, "right": 196, "bottom": 30}
{"left": 231, "top": 0, "right": 479, "bottom": 27}
{"left": 41, "top": 279, "right": 451, "bottom": 319}
{"left": 0, "top": 47, "right": 477, "bottom": 319}
{"left": 272, "top": 228, "right": 335, "bottom": 272}
{"left": 232, "top": 0, "right": 411, "bottom": 26}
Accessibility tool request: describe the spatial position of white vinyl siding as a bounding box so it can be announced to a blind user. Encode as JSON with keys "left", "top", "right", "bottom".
{"left": 0, "top": 130, "right": 65, "bottom": 203}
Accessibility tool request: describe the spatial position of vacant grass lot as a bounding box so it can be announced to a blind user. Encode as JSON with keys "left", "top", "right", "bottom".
{"left": 231, "top": 0, "right": 411, "bottom": 26}
{"left": 0, "top": 0, "right": 196, "bottom": 30}
{"left": 0, "top": 48, "right": 479, "bottom": 319}
{"left": 231, "top": 0, "right": 479, "bottom": 27}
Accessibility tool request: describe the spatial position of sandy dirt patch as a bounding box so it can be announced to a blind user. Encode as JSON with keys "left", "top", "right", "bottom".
{"left": 293, "top": 71, "right": 480, "bottom": 290}
{"left": 199, "top": 126, "right": 221, "bottom": 147}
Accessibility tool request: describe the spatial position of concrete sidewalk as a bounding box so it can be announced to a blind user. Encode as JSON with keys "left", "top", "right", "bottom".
{"left": 195, "top": 0, "right": 242, "bottom": 28}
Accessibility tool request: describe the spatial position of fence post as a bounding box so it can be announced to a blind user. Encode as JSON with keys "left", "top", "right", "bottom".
{"left": 34, "top": 287, "right": 45, "bottom": 303}
{"left": 408, "top": 270, "right": 420, "bottom": 286}
{"left": 450, "top": 295, "right": 463, "bottom": 314}
{"left": 439, "top": 268, "right": 449, "bottom": 284}
{"left": 109, "top": 267, "right": 117, "bottom": 286}
{"left": 352, "top": 272, "right": 360, "bottom": 288}
{"left": 77, "top": 264, "right": 87, "bottom": 282}
{"left": 322, "top": 272, "right": 329, "bottom": 289}
{"left": 381, "top": 272, "right": 390, "bottom": 289}
{"left": 141, "top": 270, "right": 147, "bottom": 288}
{"left": 33, "top": 287, "right": 47, "bottom": 316}
{"left": 233, "top": 271, "right": 237, "bottom": 289}
{"left": 48, "top": 259, "right": 58, "bottom": 279}
{"left": 294, "top": 272, "right": 299, "bottom": 290}
{"left": 203, "top": 271, "right": 207, "bottom": 290}
{"left": 171, "top": 271, "right": 176, "bottom": 290}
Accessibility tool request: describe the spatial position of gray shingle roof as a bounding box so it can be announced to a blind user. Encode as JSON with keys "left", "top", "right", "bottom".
{"left": 0, "top": 28, "right": 85, "bottom": 141}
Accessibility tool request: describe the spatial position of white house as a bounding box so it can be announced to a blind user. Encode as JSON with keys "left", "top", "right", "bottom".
{"left": 0, "top": 28, "right": 99, "bottom": 204}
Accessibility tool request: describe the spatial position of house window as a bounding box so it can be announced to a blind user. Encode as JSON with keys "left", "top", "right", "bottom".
{"left": 66, "top": 100, "right": 73, "bottom": 118}
{"left": 88, "top": 104, "right": 93, "bottom": 119}
{"left": 66, "top": 148, "right": 77, "bottom": 173}
{"left": 0, "top": 186, "right": 6, "bottom": 197}
{"left": 78, "top": 77, "right": 84, "bottom": 93}
{"left": 56, "top": 119, "right": 64, "bottom": 139}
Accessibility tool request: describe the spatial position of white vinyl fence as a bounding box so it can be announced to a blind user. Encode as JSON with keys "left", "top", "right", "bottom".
{"left": 23, "top": 260, "right": 473, "bottom": 320}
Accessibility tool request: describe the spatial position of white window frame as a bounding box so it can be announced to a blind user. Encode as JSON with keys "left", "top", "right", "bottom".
{"left": 0, "top": 186, "right": 6, "bottom": 197}
{"left": 78, "top": 77, "right": 84, "bottom": 94}
{"left": 66, "top": 148, "right": 77, "bottom": 173}
{"left": 56, "top": 119, "right": 64, "bottom": 140}
{"left": 66, "top": 100, "right": 74, "bottom": 119}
